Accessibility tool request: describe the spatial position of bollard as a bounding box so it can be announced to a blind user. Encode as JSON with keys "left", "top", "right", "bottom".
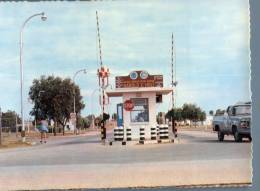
{"left": 159, "top": 125, "right": 169, "bottom": 139}
{"left": 126, "top": 127, "right": 132, "bottom": 141}
{"left": 114, "top": 127, "right": 119, "bottom": 141}
{"left": 150, "top": 127, "right": 157, "bottom": 140}
{"left": 139, "top": 126, "right": 145, "bottom": 143}
{"left": 118, "top": 127, "right": 124, "bottom": 141}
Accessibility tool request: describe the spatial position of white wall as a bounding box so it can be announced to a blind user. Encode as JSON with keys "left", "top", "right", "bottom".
{"left": 122, "top": 92, "right": 157, "bottom": 140}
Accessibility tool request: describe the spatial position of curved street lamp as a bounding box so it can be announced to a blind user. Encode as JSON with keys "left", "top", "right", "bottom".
{"left": 72, "top": 69, "right": 87, "bottom": 134}
{"left": 20, "top": 12, "right": 47, "bottom": 142}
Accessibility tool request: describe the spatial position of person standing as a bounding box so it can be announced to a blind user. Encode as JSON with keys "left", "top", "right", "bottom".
{"left": 39, "top": 119, "right": 48, "bottom": 143}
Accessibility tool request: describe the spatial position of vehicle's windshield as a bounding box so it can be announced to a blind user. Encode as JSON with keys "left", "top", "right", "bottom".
{"left": 235, "top": 105, "right": 251, "bottom": 115}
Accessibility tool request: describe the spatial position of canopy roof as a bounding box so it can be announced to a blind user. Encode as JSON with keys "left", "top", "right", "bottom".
{"left": 106, "top": 87, "right": 173, "bottom": 97}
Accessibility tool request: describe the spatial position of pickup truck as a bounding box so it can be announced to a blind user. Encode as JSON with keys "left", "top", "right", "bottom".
{"left": 212, "top": 102, "right": 251, "bottom": 142}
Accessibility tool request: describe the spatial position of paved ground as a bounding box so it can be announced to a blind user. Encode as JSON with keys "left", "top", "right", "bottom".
{"left": 0, "top": 129, "right": 252, "bottom": 190}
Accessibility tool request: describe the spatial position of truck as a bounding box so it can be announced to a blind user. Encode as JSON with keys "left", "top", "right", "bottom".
{"left": 212, "top": 102, "right": 251, "bottom": 142}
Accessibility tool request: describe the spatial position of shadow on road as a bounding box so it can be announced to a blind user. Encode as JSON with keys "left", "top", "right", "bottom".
{"left": 194, "top": 139, "right": 251, "bottom": 143}
{"left": 179, "top": 133, "right": 251, "bottom": 144}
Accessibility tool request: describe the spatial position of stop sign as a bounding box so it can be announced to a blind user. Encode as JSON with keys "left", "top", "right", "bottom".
{"left": 124, "top": 100, "right": 134, "bottom": 111}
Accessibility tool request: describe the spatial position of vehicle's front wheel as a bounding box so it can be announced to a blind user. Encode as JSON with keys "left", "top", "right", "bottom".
{"left": 234, "top": 131, "right": 242, "bottom": 142}
{"left": 218, "top": 131, "right": 224, "bottom": 141}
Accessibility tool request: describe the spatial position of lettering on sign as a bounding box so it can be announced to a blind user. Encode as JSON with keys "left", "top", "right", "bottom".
{"left": 115, "top": 71, "right": 163, "bottom": 88}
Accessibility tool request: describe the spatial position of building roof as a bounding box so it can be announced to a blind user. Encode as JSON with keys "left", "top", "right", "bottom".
{"left": 106, "top": 87, "right": 173, "bottom": 97}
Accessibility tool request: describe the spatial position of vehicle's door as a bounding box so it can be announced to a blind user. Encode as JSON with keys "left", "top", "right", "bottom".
{"left": 223, "top": 107, "right": 230, "bottom": 132}
{"left": 226, "top": 106, "right": 234, "bottom": 133}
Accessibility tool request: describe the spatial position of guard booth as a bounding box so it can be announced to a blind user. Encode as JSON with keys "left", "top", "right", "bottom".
{"left": 106, "top": 70, "right": 173, "bottom": 141}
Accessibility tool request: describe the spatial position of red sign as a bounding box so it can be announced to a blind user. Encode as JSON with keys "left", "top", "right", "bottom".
{"left": 124, "top": 100, "right": 134, "bottom": 111}
{"left": 115, "top": 71, "right": 163, "bottom": 88}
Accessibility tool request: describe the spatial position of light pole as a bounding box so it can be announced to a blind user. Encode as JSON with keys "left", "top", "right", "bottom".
{"left": 20, "top": 12, "right": 47, "bottom": 142}
{"left": 72, "top": 69, "right": 87, "bottom": 134}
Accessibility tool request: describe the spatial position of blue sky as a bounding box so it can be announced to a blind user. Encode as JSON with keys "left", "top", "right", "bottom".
{"left": 0, "top": 0, "right": 250, "bottom": 119}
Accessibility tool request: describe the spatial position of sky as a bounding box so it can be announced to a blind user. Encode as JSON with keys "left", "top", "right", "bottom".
{"left": 0, "top": 0, "right": 250, "bottom": 119}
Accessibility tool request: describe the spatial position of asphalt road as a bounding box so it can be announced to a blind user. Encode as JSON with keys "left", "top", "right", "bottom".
{"left": 0, "top": 130, "right": 251, "bottom": 166}
{"left": 0, "top": 130, "right": 252, "bottom": 190}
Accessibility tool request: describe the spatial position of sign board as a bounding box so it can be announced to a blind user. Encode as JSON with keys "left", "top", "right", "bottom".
{"left": 124, "top": 100, "right": 134, "bottom": 111}
{"left": 70, "top": 112, "right": 77, "bottom": 122}
{"left": 115, "top": 71, "right": 163, "bottom": 88}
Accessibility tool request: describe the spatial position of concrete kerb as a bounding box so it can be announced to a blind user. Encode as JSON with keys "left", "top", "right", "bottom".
{"left": 108, "top": 138, "right": 176, "bottom": 146}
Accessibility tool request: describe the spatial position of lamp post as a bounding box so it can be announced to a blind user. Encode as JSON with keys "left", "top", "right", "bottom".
{"left": 20, "top": 12, "right": 47, "bottom": 142}
{"left": 72, "top": 69, "right": 87, "bottom": 134}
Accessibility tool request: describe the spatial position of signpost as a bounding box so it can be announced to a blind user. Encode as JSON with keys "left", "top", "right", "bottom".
{"left": 70, "top": 112, "right": 77, "bottom": 133}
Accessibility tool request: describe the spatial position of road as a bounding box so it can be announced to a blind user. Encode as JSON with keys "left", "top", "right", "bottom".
{"left": 0, "top": 130, "right": 252, "bottom": 190}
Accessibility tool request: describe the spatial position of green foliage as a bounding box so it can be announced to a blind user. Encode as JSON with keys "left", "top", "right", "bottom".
{"left": 215, "top": 109, "right": 225, "bottom": 116}
{"left": 1, "top": 110, "right": 21, "bottom": 128}
{"left": 111, "top": 113, "right": 117, "bottom": 120}
{"left": 77, "top": 115, "right": 91, "bottom": 129}
{"left": 209, "top": 110, "right": 214, "bottom": 116}
{"left": 166, "top": 103, "right": 206, "bottom": 123}
{"left": 29, "top": 75, "right": 85, "bottom": 129}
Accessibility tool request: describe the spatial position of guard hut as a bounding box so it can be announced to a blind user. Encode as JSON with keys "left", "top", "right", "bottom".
{"left": 106, "top": 70, "right": 173, "bottom": 141}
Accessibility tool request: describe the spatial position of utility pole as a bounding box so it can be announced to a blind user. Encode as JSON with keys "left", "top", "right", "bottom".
{"left": 16, "top": 115, "right": 18, "bottom": 138}
{"left": 0, "top": 107, "right": 2, "bottom": 145}
{"left": 171, "top": 33, "right": 178, "bottom": 137}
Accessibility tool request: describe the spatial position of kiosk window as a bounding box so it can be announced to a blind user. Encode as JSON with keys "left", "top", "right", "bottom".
{"left": 130, "top": 98, "right": 149, "bottom": 122}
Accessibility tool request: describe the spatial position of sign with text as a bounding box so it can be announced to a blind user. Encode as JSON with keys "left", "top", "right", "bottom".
{"left": 115, "top": 71, "right": 163, "bottom": 88}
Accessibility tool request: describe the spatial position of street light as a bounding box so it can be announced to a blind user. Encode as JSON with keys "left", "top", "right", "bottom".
{"left": 72, "top": 69, "right": 87, "bottom": 133}
{"left": 20, "top": 12, "right": 47, "bottom": 142}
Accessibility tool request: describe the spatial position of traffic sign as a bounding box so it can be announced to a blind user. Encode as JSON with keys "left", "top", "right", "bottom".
{"left": 124, "top": 100, "right": 134, "bottom": 111}
{"left": 70, "top": 112, "right": 76, "bottom": 122}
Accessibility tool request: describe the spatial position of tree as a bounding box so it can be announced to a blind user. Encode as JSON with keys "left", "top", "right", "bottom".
{"left": 29, "top": 76, "right": 85, "bottom": 135}
{"left": 112, "top": 113, "right": 117, "bottom": 120}
{"left": 77, "top": 115, "right": 91, "bottom": 129}
{"left": 215, "top": 109, "right": 225, "bottom": 116}
{"left": 209, "top": 110, "right": 214, "bottom": 116}
{"left": 199, "top": 111, "right": 206, "bottom": 122}
{"left": 1, "top": 111, "right": 21, "bottom": 132}
{"left": 165, "top": 108, "right": 183, "bottom": 121}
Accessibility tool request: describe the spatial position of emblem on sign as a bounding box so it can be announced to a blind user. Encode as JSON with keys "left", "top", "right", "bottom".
{"left": 129, "top": 71, "right": 138, "bottom": 80}
{"left": 140, "top": 71, "right": 149, "bottom": 79}
{"left": 124, "top": 100, "right": 134, "bottom": 111}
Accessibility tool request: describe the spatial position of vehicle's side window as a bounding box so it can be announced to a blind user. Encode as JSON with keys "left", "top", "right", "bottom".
{"left": 227, "top": 107, "right": 233, "bottom": 116}
{"left": 232, "top": 107, "right": 236, "bottom": 115}
{"left": 226, "top": 107, "right": 230, "bottom": 114}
